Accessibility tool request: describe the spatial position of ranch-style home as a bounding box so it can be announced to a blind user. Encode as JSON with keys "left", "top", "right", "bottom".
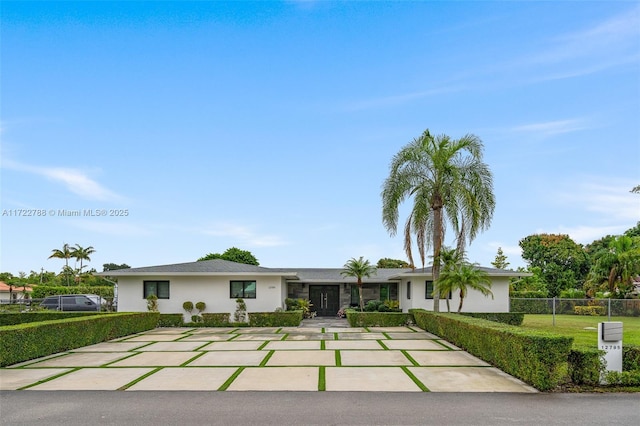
{"left": 101, "top": 259, "right": 524, "bottom": 319}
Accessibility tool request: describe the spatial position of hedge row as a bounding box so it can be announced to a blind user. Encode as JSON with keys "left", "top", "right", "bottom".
{"left": 459, "top": 312, "right": 524, "bottom": 326}
{"left": 569, "top": 346, "right": 640, "bottom": 386}
{"left": 202, "top": 313, "right": 232, "bottom": 326}
{"left": 249, "top": 311, "right": 303, "bottom": 327}
{"left": 346, "top": 311, "right": 413, "bottom": 327}
{"left": 0, "top": 312, "right": 159, "bottom": 367}
{"left": 410, "top": 309, "right": 573, "bottom": 391}
{"left": 31, "top": 286, "right": 114, "bottom": 299}
{"left": 157, "top": 313, "right": 184, "bottom": 327}
{"left": 0, "top": 312, "right": 100, "bottom": 326}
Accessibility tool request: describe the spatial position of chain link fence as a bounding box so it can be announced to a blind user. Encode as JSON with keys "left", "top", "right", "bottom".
{"left": 510, "top": 298, "right": 640, "bottom": 318}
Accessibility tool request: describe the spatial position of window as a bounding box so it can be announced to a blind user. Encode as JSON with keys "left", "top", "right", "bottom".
{"left": 425, "top": 280, "right": 451, "bottom": 299}
{"left": 144, "top": 281, "right": 170, "bottom": 299}
{"left": 380, "top": 284, "right": 390, "bottom": 301}
{"left": 406, "top": 281, "right": 411, "bottom": 299}
{"left": 350, "top": 285, "right": 359, "bottom": 306}
{"left": 230, "top": 281, "right": 256, "bottom": 299}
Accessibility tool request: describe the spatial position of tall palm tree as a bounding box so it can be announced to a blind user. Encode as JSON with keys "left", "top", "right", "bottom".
{"left": 72, "top": 244, "right": 95, "bottom": 284}
{"left": 341, "top": 257, "right": 377, "bottom": 312}
{"left": 48, "top": 243, "right": 73, "bottom": 286}
{"left": 436, "top": 262, "right": 493, "bottom": 312}
{"left": 382, "top": 129, "right": 495, "bottom": 312}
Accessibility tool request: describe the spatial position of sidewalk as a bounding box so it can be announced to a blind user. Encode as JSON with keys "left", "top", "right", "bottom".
{"left": 0, "top": 325, "right": 537, "bottom": 392}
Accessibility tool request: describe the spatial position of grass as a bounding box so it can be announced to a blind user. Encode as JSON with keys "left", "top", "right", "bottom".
{"left": 521, "top": 315, "right": 640, "bottom": 349}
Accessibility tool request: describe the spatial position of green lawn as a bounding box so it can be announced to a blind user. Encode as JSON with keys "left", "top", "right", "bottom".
{"left": 521, "top": 315, "right": 640, "bottom": 349}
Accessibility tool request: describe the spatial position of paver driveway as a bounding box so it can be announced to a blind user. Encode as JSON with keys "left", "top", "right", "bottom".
{"left": 0, "top": 326, "right": 536, "bottom": 392}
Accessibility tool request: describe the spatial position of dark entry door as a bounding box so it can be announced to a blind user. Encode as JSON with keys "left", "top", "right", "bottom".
{"left": 309, "top": 285, "right": 340, "bottom": 317}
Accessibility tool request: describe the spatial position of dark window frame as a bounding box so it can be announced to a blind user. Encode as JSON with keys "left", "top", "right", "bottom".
{"left": 425, "top": 280, "right": 451, "bottom": 300}
{"left": 143, "top": 280, "right": 170, "bottom": 299}
{"left": 230, "top": 280, "right": 257, "bottom": 299}
{"left": 406, "top": 281, "right": 411, "bottom": 300}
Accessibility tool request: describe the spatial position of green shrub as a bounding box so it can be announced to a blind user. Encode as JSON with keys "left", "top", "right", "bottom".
{"left": 0, "top": 312, "right": 100, "bottom": 326}
{"left": 410, "top": 309, "right": 572, "bottom": 391}
{"left": 568, "top": 348, "right": 604, "bottom": 385}
{"left": 623, "top": 346, "right": 640, "bottom": 371}
{"left": 146, "top": 294, "right": 158, "bottom": 312}
{"left": 574, "top": 306, "right": 605, "bottom": 316}
{"left": 603, "top": 370, "right": 640, "bottom": 386}
{"left": 182, "top": 301, "right": 194, "bottom": 313}
{"left": 510, "top": 298, "right": 551, "bottom": 314}
{"left": 248, "top": 311, "right": 303, "bottom": 327}
{"left": 459, "top": 312, "right": 524, "bottom": 326}
{"left": 0, "top": 312, "right": 159, "bottom": 367}
{"left": 346, "top": 311, "right": 413, "bottom": 327}
{"left": 510, "top": 290, "right": 548, "bottom": 298}
{"left": 559, "top": 289, "right": 586, "bottom": 298}
{"left": 157, "top": 313, "right": 183, "bottom": 327}
{"left": 195, "top": 301, "right": 206, "bottom": 313}
{"left": 201, "top": 313, "right": 232, "bottom": 327}
{"left": 31, "top": 286, "right": 114, "bottom": 299}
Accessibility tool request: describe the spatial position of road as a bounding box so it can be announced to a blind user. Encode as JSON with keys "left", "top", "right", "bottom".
{"left": 1, "top": 391, "right": 638, "bottom": 425}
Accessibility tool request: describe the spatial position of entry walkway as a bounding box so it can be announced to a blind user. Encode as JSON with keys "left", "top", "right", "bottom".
{"left": 0, "top": 326, "right": 536, "bottom": 392}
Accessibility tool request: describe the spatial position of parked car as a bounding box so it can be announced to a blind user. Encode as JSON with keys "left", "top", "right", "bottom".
{"left": 40, "top": 294, "right": 100, "bottom": 311}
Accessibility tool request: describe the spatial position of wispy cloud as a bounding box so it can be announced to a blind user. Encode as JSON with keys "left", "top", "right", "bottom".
{"left": 72, "top": 220, "right": 152, "bottom": 237}
{"left": 558, "top": 179, "right": 640, "bottom": 223}
{"left": 510, "top": 118, "right": 590, "bottom": 137}
{"left": 2, "top": 159, "right": 123, "bottom": 202}
{"left": 201, "top": 222, "right": 289, "bottom": 247}
{"left": 343, "top": 86, "right": 464, "bottom": 112}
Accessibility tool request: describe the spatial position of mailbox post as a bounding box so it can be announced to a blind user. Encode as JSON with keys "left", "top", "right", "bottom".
{"left": 598, "top": 321, "right": 623, "bottom": 374}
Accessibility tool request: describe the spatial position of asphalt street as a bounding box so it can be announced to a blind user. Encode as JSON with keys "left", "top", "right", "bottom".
{"left": 1, "top": 391, "right": 638, "bottom": 425}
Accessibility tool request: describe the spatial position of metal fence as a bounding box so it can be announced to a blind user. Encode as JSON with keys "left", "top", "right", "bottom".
{"left": 510, "top": 298, "right": 640, "bottom": 319}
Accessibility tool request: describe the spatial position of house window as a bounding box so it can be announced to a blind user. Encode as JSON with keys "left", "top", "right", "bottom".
{"left": 230, "top": 281, "right": 256, "bottom": 299}
{"left": 144, "top": 281, "right": 170, "bottom": 299}
{"left": 350, "top": 285, "right": 359, "bottom": 306}
{"left": 426, "top": 280, "right": 451, "bottom": 299}
{"left": 407, "top": 281, "right": 411, "bottom": 299}
{"left": 380, "top": 284, "right": 390, "bottom": 301}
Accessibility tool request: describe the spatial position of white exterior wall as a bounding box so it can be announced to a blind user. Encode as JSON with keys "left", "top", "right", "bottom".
{"left": 116, "top": 275, "right": 286, "bottom": 320}
{"left": 400, "top": 276, "right": 510, "bottom": 313}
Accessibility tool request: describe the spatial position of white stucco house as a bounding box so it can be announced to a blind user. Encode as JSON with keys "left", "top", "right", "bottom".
{"left": 100, "top": 259, "right": 525, "bottom": 319}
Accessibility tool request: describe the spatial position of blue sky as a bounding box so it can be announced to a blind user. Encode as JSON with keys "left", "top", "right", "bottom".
{"left": 1, "top": 1, "right": 639, "bottom": 276}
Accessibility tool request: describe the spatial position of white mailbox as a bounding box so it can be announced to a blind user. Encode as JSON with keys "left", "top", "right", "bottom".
{"left": 598, "top": 322, "right": 623, "bottom": 374}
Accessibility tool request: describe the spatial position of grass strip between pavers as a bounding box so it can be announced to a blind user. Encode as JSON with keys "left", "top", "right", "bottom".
{"left": 279, "top": 333, "right": 289, "bottom": 341}
{"left": 335, "top": 350, "right": 341, "bottom": 367}
{"left": 119, "top": 367, "right": 162, "bottom": 390}
{"left": 378, "top": 340, "right": 390, "bottom": 350}
{"left": 320, "top": 340, "right": 326, "bottom": 350}
{"left": 257, "top": 341, "right": 270, "bottom": 350}
{"left": 401, "top": 350, "right": 420, "bottom": 367}
{"left": 218, "top": 367, "right": 244, "bottom": 391}
{"left": 181, "top": 352, "right": 206, "bottom": 366}
{"left": 259, "top": 350, "right": 275, "bottom": 367}
{"left": 227, "top": 334, "right": 240, "bottom": 341}
{"left": 401, "top": 366, "right": 430, "bottom": 392}
{"left": 382, "top": 332, "right": 392, "bottom": 340}
{"left": 321, "top": 328, "right": 325, "bottom": 333}
{"left": 318, "top": 366, "right": 326, "bottom": 391}
{"left": 334, "top": 332, "right": 339, "bottom": 340}
{"left": 17, "top": 368, "right": 81, "bottom": 390}
{"left": 194, "top": 342, "right": 213, "bottom": 351}
{"left": 275, "top": 327, "right": 283, "bottom": 334}
{"left": 102, "top": 352, "right": 140, "bottom": 367}
{"left": 434, "top": 340, "right": 455, "bottom": 350}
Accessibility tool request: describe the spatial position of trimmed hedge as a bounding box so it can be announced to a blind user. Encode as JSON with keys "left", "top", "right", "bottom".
{"left": 346, "top": 311, "right": 413, "bottom": 327}
{"left": 0, "top": 312, "right": 100, "bottom": 326}
{"left": 623, "top": 346, "right": 640, "bottom": 371}
{"left": 410, "top": 309, "right": 573, "bottom": 391}
{"left": 574, "top": 306, "right": 605, "bottom": 316}
{"left": 0, "top": 312, "right": 159, "bottom": 367}
{"left": 157, "top": 313, "right": 184, "bottom": 327}
{"left": 248, "top": 311, "right": 303, "bottom": 327}
{"left": 202, "top": 313, "right": 232, "bottom": 327}
{"left": 31, "top": 286, "right": 114, "bottom": 299}
{"left": 459, "top": 312, "right": 524, "bottom": 326}
{"left": 568, "top": 348, "right": 603, "bottom": 385}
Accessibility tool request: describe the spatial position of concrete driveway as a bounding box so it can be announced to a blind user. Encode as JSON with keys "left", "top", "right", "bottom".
{"left": 0, "top": 326, "right": 536, "bottom": 392}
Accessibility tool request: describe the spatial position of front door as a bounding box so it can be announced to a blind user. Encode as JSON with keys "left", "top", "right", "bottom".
{"left": 309, "top": 285, "right": 340, "bottom": 317}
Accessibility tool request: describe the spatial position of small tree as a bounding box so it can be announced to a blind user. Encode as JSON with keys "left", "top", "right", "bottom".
{"left": 341, "top": 257, "right": 377, "bottom": 312}
{"left": 198, "top": 247, "right": 259, "bottom": 265}
{"left": 182, "top": 301, "right": 194, "bottom": 314}
{"left": 146, "top": 294, "right": 158, "bottom": 312}
{"left": 491, "top": 247, "right": 510, "bottom": 269}
{"left": 436, "top": 262, "right": 493, "bottom": 312}
{"left": 195, "top": 301, "right": 206, "bottom": 314}
{"left": 234, "top": 298, "right": 247, "bottom": 322}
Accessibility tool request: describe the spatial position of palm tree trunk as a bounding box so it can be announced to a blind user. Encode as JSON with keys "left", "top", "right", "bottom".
{"left": 358, "top": 280, "right": 364, "bottom": 312}
{"left": 432, "top": 201, "right": 443, "bottom": 313}
{"left": 457, "top": 289, "right": 465, "bottom": 313}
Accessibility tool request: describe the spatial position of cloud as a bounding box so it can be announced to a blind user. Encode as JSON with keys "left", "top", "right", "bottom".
{"left": 558, "top": 179, "right": 640, "bottom": 223}
{"left": 541, "top": 225, "right": 629, "bottom": 245}
{"left": 510, "top": 118, "right": 590, "bottom": 137}
{"left": 486, "top": 241, "right": 522, "bottom": 258}
{"left": 201, "top": 223, "right": 289, "bottom": 247}
{"left": 343, "top": 86, "right": 463, "bottom": 111}
{"left": 2, "top": 159, "right": 123, "bottom": 202}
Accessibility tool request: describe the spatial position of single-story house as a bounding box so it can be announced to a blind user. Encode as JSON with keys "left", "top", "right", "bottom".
{"left": 100, "top": 259, "right": 525, "bottom": 319}
{"left": 0, "top": 281, "right": 33, "bottom": 301}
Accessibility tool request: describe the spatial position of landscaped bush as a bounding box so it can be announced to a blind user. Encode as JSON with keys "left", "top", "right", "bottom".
{"left": 346, "top": 311, "right": 413, "bottom": 327}
{"left": 410, "top": 309, "right": 573, "bottom": 391}
{"left": 157, "top": 313, "right": 183, "bottom": 327}
{"left": 574, "top": 306, "right": 605, "bottom": 316}
{"left": 248, "top": 311, "right": 303, "bottom": 327}
{"left": 0, "top": 312, "right": 100, "bottom": 326}
{"left": 568, "top": 348, "right": 604, "bottom": 385}
{"left": 623, "top": 346, "right": 640, "bottom": 371}
{"left": 510, "top": 290, "right": 548, "bottom": 298}
{"left": 201, "top": 313, "right": 232, "bottom": 326}
{"left": 602, "top": 370, "right": 640, "bottom": 386}
{"left": 459, "top": 312, "right": 524, "bottom": 326}
{"left": 0, "top": 312, "right": 159, "bottom": 367}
